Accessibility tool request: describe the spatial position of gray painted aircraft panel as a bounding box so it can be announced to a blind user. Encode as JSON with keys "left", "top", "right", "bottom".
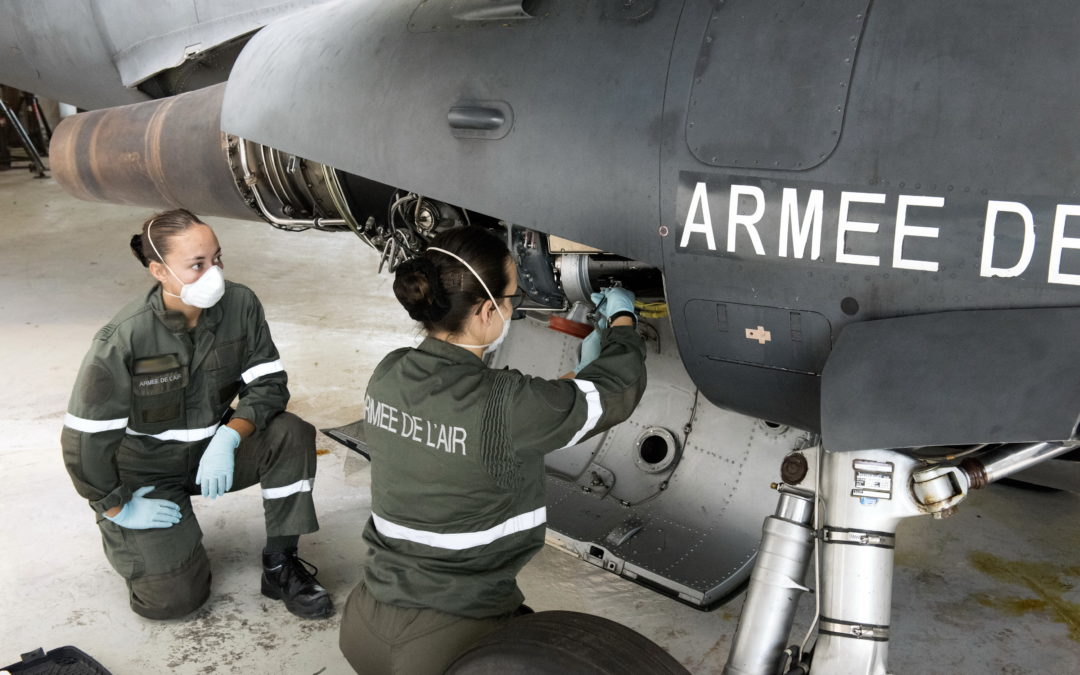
{"left": 659, "top": 0, "right": 1080, "bottom": 434}
{"left": 217, "top": 0, "right": 1080, "bottom": 443}
{"left": 0, "top": 0, "right": 329, "bottom": 108}
{"left": 221, "top": 0, "right": 682, "bottom": 266}
{"left": 821, "top": 308, "right": 1080, "bottom": 452}
{"left": 0, "top": 0, "right": 148, "bottom": 109}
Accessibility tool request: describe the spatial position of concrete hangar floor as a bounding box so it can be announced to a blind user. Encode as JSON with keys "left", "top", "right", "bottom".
{"left": 1, "top": 167, "right": 1078, "bottom": 674}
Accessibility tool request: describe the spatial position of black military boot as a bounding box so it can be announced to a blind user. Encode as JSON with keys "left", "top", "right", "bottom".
{"left": 261, "top": 548, "right": 334, "bottom": 619}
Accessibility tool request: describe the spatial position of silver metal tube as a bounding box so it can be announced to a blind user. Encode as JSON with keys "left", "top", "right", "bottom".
{"left": 776, "top": 489, "right": 814, "bottom": 524}
{"left": 977, "top": 442, "right": 1079, "bottom": 485}
{"left": 724, "top": 492, "right": 815, "bottom": 675}
{"left": 811, "top": 450, "right": 931, "bottom": 674}
{"left": 237, "top": 138, "right": 347, "bottom": 229}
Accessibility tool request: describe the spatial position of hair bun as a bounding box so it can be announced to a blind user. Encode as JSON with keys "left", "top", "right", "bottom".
{"left": 129, "top": 233, "right": 150, "bottom": 267}
{"left": 393, "top": 256, "right": 451, "bottom": 323}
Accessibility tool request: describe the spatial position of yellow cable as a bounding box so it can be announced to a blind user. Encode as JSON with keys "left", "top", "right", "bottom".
{"left": 634, "top": 300, "right": 668, "bottom": 318}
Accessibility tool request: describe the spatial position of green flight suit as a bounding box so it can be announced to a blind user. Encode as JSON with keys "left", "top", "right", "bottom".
{"left": 61, "top": 282, "right": 319, "bottom": 619}
{"left": 340, "top": 325, "right": 647, "bottom": 674}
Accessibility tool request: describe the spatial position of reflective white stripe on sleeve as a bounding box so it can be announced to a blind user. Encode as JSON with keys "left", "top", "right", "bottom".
{"left": 262, "top": 478, "right": 313, "bottom": 500}
{"left": 64, "top": 413, "right": 128, "bottom": 433}
{"left": 241, "top": 359, "right": 285, "bottom": 384}
{"left": 372, "top": 506, "right": 547, "bottom": 551}
{"left": 561, "top": 379, "right": 603, "bottom": 449}
{"left": 126, "top": 423, "right": 219, "bottom": 443}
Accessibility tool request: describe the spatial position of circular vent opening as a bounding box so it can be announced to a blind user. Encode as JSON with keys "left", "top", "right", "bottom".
{"left": 640, "top": 434, "right": 669, "bottom": 465}
{"left": 634, "top": 427, "right": 679, "bottom": 474}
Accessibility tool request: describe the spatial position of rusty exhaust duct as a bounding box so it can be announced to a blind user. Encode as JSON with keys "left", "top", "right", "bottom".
{"left": 50, "top": 83, "right": 254, "bottom": 220}
{"left": 50, "top": 83, "right": 358, "bottom": 231}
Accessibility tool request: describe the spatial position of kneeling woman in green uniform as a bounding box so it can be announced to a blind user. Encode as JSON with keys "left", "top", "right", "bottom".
{"left": 61, "top": 209, "right": 332, "bottom": 620}
{"left": 339, "top": 226, "right": 647, "bottom": 674}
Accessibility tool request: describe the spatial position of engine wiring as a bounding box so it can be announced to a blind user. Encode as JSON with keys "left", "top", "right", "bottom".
{"left": 635, "top": 300, "right": 668, "bottom": 319}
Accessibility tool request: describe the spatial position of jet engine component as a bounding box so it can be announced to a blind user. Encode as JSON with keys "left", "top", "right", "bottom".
{"left": 49, "top": 82, "right": 371, "bottom": 233}
{"left": 555, "top": 254, "right": 663, "bottom": 306}
{"left": 49, "top": 83, "right": 399, "bottom": 237}
{"left": 510, "top": 227, "right": 566, "bottom": 310}
{"left": 372, "top": 191, "right": 472, "bottom": 272}
{"left": 50, "top": 83, "right": 254, "bottom": 221}
{"left": 230, "top": 134, "right": 352, "bottom": 232}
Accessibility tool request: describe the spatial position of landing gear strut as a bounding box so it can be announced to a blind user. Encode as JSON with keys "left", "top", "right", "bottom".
{"left": 726, "top": 440, "right": 1077, "bottom": 674}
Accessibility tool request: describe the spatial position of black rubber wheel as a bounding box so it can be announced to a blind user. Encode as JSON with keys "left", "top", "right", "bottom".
{"left": 444, "top": 610, "right": 690, "bottom": 675}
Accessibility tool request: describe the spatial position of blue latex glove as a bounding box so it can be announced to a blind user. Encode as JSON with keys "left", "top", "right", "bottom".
{"left": 105, "top": 486, "right": 181, "bottom": 529}
{"left": 574, "top": 330, "right": 602, "bottom": 374}
{"left": 196, "top": 425, "right": 240, "bottom": 499}
{"left": 591, "top": 287, "right": 637, "bottom": 328}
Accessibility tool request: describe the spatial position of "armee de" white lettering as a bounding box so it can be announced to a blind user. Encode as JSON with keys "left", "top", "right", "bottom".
{"left": 679, "top": 182, "right": 1080, "bottom": 285}
{"left": 364, "top": 395, "right": 467, "bottom": 455}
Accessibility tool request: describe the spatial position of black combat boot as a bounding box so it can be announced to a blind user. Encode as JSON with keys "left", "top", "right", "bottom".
{"left": 261, "top": 548, "right": 334, "bottom": 619}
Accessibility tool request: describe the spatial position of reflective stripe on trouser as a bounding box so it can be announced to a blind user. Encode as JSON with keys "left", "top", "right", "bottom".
{"left": 339, "top": 581, "right": 515, "bottom": 675}
{"left": 233, "top": 411, "right": 320, "bottom": 538}
{"left": 97, "top": 412, "right": 319, "bottom": 618}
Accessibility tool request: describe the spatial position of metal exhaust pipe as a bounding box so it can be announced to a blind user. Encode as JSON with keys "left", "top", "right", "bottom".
{"left": 49, "top": 83, "right": 257, "bottom": 221}
{"left": 50, "top": 83, "right": 360, "bottom": 233}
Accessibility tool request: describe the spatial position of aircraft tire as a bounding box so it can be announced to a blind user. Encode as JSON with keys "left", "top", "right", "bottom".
{"left": 444, "top": 610, "right": 689, "bottom": 674}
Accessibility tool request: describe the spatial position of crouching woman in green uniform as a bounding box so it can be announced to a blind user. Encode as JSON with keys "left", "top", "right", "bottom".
{"left": 339, "top": 226, "right": 647, "bottom": 674}
{"left": 61, "top": 209, "right": 332, "bottom": 620}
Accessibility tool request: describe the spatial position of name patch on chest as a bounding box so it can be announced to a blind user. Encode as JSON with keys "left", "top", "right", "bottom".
{"left": 137, "top": 372, "right": 183, "bottom": 389}
{"left": 365, "top": 395, "right": 468, "bottom": 455}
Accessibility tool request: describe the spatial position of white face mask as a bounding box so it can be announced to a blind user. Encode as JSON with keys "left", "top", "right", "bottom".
{"left": 147, "top": 222, "right": 226, "bottom": 309}
{"left": 166, "top": 264, "right": 225, "bottom": 309}
{"left": 480, "top": 313, "right": 511, "bottom": 356}
{"left": 427, "top": 246, "right": 512, "bottom": 355}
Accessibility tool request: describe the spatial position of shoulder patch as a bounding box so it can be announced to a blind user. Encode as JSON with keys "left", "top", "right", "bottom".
{"left": 80, "top": 362, "right": 115, "bottom": 406}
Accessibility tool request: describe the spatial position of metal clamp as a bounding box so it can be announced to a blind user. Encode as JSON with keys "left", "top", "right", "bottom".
{"left": 820, "top": 527, "right": 895, "bottom": 549}
{"left": 819, "top": 618, "right": 890, "bottom": 642}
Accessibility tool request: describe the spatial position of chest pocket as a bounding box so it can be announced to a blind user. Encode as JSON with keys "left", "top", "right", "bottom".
{"left": 131, "top": 354, "right": 188, "bottom": 426}
{"left": 206, "top": 337, "right": 246, "bottom": 406}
